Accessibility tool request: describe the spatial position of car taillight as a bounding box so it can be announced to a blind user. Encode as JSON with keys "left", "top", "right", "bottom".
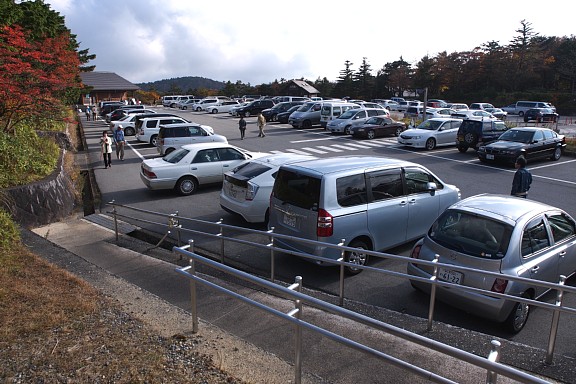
{"left": 141, "top": 166, "right": 157, "bottom": 179}
{"left": 410, "top": 244, "right": 422, "bottom": 259}
{"left": 159, "top": 138, "right": 164, "bottom": 145}
{"left": 245, "top": 183, "right": 258, "bottom": 201}
{"left": 491, "top": 278, "right": 508, "bottom": 293}
{"left": 316, "top": 209, "right": 333, "bottom": 237}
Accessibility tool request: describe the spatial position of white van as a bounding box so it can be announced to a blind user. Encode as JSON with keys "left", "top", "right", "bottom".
{"left": 513, "top": 101, "right": 556, "bottom": 116}
{"left": 319, "top": 102, "right": 360, "bottom": 127}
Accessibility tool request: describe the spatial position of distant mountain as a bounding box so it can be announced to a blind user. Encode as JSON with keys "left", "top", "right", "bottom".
{"left": 137, "top": 76, "right": 226, "bottom": 94}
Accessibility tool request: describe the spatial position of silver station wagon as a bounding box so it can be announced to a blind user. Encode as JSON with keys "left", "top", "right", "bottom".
{"left": 268, "top": 156, "right": 461, "bottom": 274}
{"left": 407, "top": 194, "right": 576, "bottom": 333}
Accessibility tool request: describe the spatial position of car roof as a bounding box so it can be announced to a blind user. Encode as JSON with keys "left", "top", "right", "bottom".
{"left": 448, "top": 194, "right": 559, "bottom": 225}
{"left": 283, "top": 156, "right": 416, "bottom": 175}
{"left": 159, "top": 122, "right": 204, "bottom": 128}
{"left": 181, "top": 142, "right": 235, "bottom": 151}
{"left": 425, "top": 117, "right": 462, "bottom": 122}
{"left": 251, "top": 153, "right": 318, "bottom": 167}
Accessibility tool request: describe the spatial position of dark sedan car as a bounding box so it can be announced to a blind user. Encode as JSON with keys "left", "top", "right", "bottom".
{"left": 349, "top": 116, "right": 406, "bottom": 139}
{"left": 477, "top": 127, "right": 565, "bottom": 165}
{"left": 523, "top": 108, "right": 558, "bottom": 123}
{"left": 276, "top": 105, "right": 300, "bottom": 124}
{"left": 261, "top": 101, "right": 305, "bottom": 122}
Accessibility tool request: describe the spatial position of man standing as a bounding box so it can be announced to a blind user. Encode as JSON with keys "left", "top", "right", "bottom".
{"left": 511, "top": 156, "right": 532, "bottom": 198}
{"left": 238, "top": 116, "right": 247, "bottom": 140}
{"left": 257, "top": 112, "right": 266, "bottom": 137}
{"left": 113, "top": 125, "right": 126, "bottom": 161}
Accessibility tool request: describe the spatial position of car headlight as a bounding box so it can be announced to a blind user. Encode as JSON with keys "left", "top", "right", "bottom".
{"left": 412, "top": 136, "right": 421, "bottom": 140}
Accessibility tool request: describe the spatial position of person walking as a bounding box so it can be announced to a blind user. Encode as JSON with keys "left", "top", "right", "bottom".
{"left": 511, "top": 155, "right": 532, "bottom": 198}
{"left": 91, "top": 106, "right": 97, "bottom": 121}
{"left": 85, "top": 106, "right": 91, "bottom": 121}
{"left": 100, "top": 130, "right": 113, "bottom": 168}
{"left": 257, "top": 112, "right": 266, "bottom": 137}
{"left": 113, "top": 125, "right": 126, "bottom": 160}
{"left": 238, "top": 116, "right": 247, "bottom": 140}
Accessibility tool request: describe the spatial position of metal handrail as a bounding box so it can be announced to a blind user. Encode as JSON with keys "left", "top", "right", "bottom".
{"left": 108, "top": 200, "right": 576, "bottom": 364}
{"left": 174, "top": 244, "right": 549, "bottom": 384}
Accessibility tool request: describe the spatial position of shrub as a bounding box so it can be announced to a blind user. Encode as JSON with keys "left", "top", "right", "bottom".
{"left": 0, "top": 208, "right": 20, "bottom": 253}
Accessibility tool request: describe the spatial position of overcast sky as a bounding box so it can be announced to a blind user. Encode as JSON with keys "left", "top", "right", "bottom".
{"left": 47, "top": 0, "right": 575, "bottom": 85}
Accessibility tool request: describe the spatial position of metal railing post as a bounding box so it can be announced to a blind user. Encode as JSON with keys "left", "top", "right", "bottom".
{"left": 292, "top": 276, "right": 303, "bottom": 384}
{"left": 188, "top": 240, "right": 199, "bottom": 334}
{"left": 427, "top": 254, "right": 440, "bottom": 331}
{"left": 268, "top": 227, "right": 275, "bottom": 282}
{"left": 338, "top": 239, "right": 345, "bottom": 307}
{"left": 111, "top": 199, "right": 119, "bottom": 243}
{"left": 545, "top": 275, "right": 567, "bottom": 365}
{"left": 217, "top": 218, "right": 224, "bottom": 263}
{"left": 486, "top": 340, "right": 501, "bottom": 384}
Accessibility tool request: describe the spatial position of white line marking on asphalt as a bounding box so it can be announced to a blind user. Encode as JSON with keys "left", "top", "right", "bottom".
{"left": 301, "top": 147, "right": 329, "bottom": 154}
{"left": 317, "top": 146, "right": 343, "bottom": 152}
{"left": 286, "top": 149, "right": 315, "bottom": 155}
{"left": 330, "top": 144, "right": 359, "bottom": 151}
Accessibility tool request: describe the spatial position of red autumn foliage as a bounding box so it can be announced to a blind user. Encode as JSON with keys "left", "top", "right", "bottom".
{"left": 0, "top": 25, "right": 81, "bottom": 132}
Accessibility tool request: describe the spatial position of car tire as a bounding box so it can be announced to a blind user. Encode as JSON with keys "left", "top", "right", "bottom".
{"left": 457, "top": 145, "right": 468, "bottom": 153}
{"left": 367, "top": 130, "right": 376, "bottom": 140}
{"left": 182, "top": 106, "right": 187, "bottom": 110}
{"left": 464, "top": 132, "right": 477, "bottom": 145}
{"left": 523, "top": 117, "right": 529, "bottom": 123}
{"left": 394, "top": 127, "right": 403, "bottom": 137}
{"left": 344, "top": 239, "right": 369, "bottom": 276}
{"left": 552, "top": 147, "right": 562, "bottom": 161}
{"left": 150, "top": 135, "right": 158, "bottom": 147}
{"left": 519, "top": 111, "right": 524, "bottom": 117}
{"left": 505, "top": 293, "right": 530, "bottom": 333}
{"left": 425, "top": 138, "right": 436, "bottom": 150}
{"left": 344, "top": 126, "right": 352, "bottom": 135}
{"left": 196, "top": 107, "right": 202, "bottom": 112}
{"left": 124, "top": 127, "right": 135, "bottom": 136}
{"left": 211, "top": 109, "right": 218, "bottom": 114}
{"left": 271, "top": 114, "right": 278, "bottom": 122}
{"left": 175, "top": 176, "right": 198, "bottom": 196}
{"left": 245, "top": 111, "right": 251, "bottom": 118}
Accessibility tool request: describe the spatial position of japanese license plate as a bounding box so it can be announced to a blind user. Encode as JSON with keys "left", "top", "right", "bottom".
{"left": 283, "top": 213, "right": 296, "bottom": 228}
{"left": 486, "top": 154, "right": 494, "bottom": 160}
{"left": 438, "top": 268, "right": 463, "bottom": 284}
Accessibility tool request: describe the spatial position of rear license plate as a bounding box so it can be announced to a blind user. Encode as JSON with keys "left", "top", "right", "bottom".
{"left": 486, "top": 154, "right": 494, "bottom": 160}
{"left": 438, "top": 268, "right": 463, "bottom": 284}
{"left": 283, "top": 214, "right": 296, "bottom": 228}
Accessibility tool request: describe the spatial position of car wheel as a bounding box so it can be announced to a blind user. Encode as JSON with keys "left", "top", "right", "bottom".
{"left": 150, "top": 135, "right": 158, "bottom": 146}
{"left": 183, "top": 106, "right": 187, "bottom": 110}
{"left": 425, "top": 138, "right": 436, "bottom": 150}
{"left": 518, "top": 111, "right": 524, "bottom": 117}
{"left": 552, "top": 147, "right": 562, "bottom": 161}
{"left": 175, "top": 176, "right": 198, "bottom": 196}
{"left": 124, "top": 127, "right": 135, "bottom": 136}
{"left": 464, "top": 132, "right": 477, "bottom": 145}
{"left": 367, "top": 130, "right": 376, "bottom": 140}
{"left": 523, "top": 117, "right": 529, "bottom": 123}
{"left": 271, "top": 114, "right": 277, "bottom": 122}
{"left": 344, "top": 126, "right": 352, "bottom": 135}
{"left": 505, "top": 293, "right": 530, "bottom": 333}
{"left": 245, "top": 111, "right": 251, "bottom": 118}
{"left": 344, "top": 239, "right": 369, "bottom": 275}
{"left": 211, "top": 109, "right": 218, "bottom": 114}
{"left": 394, "top": 127, "right": 403, "bottom": 137}
{"left": 302, "top": 120, "right": 312, "bottom": 129}
{"left": 457, "top": 145, "right": 468, "bottom": 153}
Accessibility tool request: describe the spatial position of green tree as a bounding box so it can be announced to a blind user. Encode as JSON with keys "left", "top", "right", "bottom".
{"left": 354, "top": 57, "right": 374, "bottom": 100}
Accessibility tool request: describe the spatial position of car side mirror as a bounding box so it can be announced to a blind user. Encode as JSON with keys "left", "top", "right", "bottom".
{"left": 427, "top": 182, "right": 438, "bottom": 194}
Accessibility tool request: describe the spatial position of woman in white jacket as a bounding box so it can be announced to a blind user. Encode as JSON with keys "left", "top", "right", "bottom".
{"left": 100, "top": 130, "right": 113, "bottom": 168}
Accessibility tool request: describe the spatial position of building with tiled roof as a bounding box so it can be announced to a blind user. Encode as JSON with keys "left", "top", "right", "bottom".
{"left": 79, "top": 71, "right": 140, "bottom": 105}
{"left": 280, "top": 79, "right": 320, "bottom": 97}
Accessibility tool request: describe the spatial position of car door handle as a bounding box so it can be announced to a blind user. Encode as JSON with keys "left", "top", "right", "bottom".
{"left": 559, "top": 250, "right": 567, "bottom": 257}
{"left": 408, "top": 198, "right": 416, "bottom": 205}
{"left": 191, "top": 167, "right": 197, "bottom": 170}
{"left": 531, "top": 266, "right": 540, "bottom": 273}
{"left": 223, "top": 165, "right": 229, "bottom": 168}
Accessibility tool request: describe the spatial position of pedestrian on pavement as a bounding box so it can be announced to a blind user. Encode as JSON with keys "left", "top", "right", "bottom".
{"left": 257, "top": 112, "right": 266, "bottom": 137}
{"left": 511, "top": 155, "right": 532, "bottom": 198}
{"left": 100, "top": 130, "right": 113, "bottom": 168}
{"left": 238, "top": 116, "right": 247, "bottom": 140}
{"left": 85, "top": 106, "right": 91, "bottom": 121}
{"left": 91, "top": 106, "right": 97, "bottom": 121}
{"left": 113, "top": 125, "right": 126, "bottom": 160}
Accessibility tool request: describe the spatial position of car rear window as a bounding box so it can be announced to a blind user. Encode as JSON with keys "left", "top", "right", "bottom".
{"left": 231, "top": 162, "right": 272, "bottom": 179}
{"left": 272, "top": 169, "right": 321, "bottom": 210}
{"left": 429, "top": 210, "right": 513, "bottom": 259}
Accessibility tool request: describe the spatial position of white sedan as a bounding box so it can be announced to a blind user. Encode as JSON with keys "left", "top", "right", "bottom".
{"left": 398, "top": 118, "right": 463, "bottom": 150}
{"left": 452, "top": 110, "right": 497, "bottom": 119}
{"left": 204, "top": 101, "right": 240, "bottom": 114}
{"left": 220, "top": 153, "right": 317, "bottom": 223}
{"left": 140, "top": 142, "right": 270, "bottom": 195}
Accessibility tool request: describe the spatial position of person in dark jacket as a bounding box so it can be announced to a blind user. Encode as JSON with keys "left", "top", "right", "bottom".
{"left": 511, "top": 156, "right": 532, "bottom": 198}
{"left": 238, "top": 116, "right": 247, "bottom": 140}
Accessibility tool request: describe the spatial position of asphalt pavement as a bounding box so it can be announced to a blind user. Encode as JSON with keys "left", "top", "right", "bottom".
{"left": 22, "top": 113, "right": 576, "bottom": 384}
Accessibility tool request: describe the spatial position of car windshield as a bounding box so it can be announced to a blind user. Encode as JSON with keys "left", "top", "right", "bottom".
{"left": 416, "top": 120, "right": 443, "bottom": 130}
{"left": 338, "top": 110, "right": 357, "bottom": 119}
{"left": 231, "top": 161, "right": 272, "bottom": 179}
{"left": 498, "top": 130, "right": 534, "bottom": 143}
{"left": 429, "top": 210, "right": 513, "bottom": 259}
{"left": 365, "top": 117, "right": 383, "bottom": 125}
{"left": 162, "top": 148, "right": 190, "bottom": 164}
{"left": 296, "top": 103, "right": 315, "bottom": 112}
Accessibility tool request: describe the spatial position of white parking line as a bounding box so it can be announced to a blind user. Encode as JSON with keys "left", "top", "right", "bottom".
{"left": 290, "top": 137, "right": 340, "bottom": 143}
{"left": 301, "top": 147, "right": 329, "bottom": 154}
{"left": 317, "top": 146, "right": 343, "bottom": 152}
{"left": 330, "top": 144, "right": 359, "bottom": 151}
{"left": 528, "top": 158, "right": 576, "bottom": 170}
{"left": 343, "top": 143, "right": 373, "bottom": 149}
{"left": 286, "top": 148, "right": 315, "bottom": 155}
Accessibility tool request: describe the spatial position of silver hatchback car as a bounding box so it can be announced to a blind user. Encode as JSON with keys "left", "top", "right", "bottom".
{"left": 407, "top": 194, "right": 576, "bottom": 333}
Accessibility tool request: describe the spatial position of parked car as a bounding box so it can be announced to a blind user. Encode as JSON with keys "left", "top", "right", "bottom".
{"left": 477, "top": 127, "right": 565, "bottom": 164}
{"left": 205, "top": 100, "right": 240, "bottom": 114}
{"left": 289, "top": 101, "right": 323, "bottom": 128}
{"left": 350, "top": 116, "right": 406, "bottom": 139}
{"left": 220, "top": 153, "right": 318, "bottom": 224}
{"left": 106, "top": 107, "right": 154, "bottom": 123}
{"left": 109, "top": 112, "right": 157, "bottom": 136}
{"left": 501, "top": 104, "right": 517, "bottom": 115}
{"left": 371, "top": 99, "right": 398, "bottom": 110}
{"left": 190, "top": 98, "right": 222, "bottom": 112}
{"left": 261, "top": 101, "right": 305, "bottom": 122}
{"left": 456, "top": 118, "right": 508, "bottom": 152}
{"left": 398, "top": 118, "right": 462, "bottom": 150}
{"left": 421, "top": 108, "right": 456, "bottom": 119}
{"left": 136, "top": 116, "right": 190, "bottom": 146}
{"left": 156, "top": 123, "right": 226, "bottom": 156}
{"left": 449, "top": 103, "right": 469, "bottom": 111}
{"left": 277, "top": 105, "right": 301, "bottom": 124}
{"left": 390, "top": 100, "right": 410, "bottom": 112}
{"left": 484, "top": 107, "right": 508, "bottom": 120}
{"left": 327, "top": 108, "right": 388, "bottom": 134}
{"left": 235, "top": 99, "right": 276, "bottom": 117}
{"left": 407, "top": 194, "right": 576, "bottom": 332}
{"left": 268, "top": 156, "right": 460, "bottom": 274}
{"left": 452, "top": 110, "right": 496, "bottom": 120}
{"left": 469, "top": 102, "right": 495, "bottom": 110}
{"left": 523, "top": 108, "right": 559, "bottom": 123}
{"left": 140, "top": 142, "right": 270, "bottom": 196}
{"left": 179, "top": 99, "right": 201, "bottom": 110}
{"left": 426, "top": 99, "right": 449, "bottom": 108}
{"left": 228, "top": 102, "right": 251, "bottom": 117}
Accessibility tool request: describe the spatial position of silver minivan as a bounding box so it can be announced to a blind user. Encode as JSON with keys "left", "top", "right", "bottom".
{"left": 326, "top": 108, "right": 387, "bottom": 134}
{"left": 288, "top": 101, "right": 322, "bottom": 128}
{"left": 268, "top": 156, "right": 461, "bottom": 274}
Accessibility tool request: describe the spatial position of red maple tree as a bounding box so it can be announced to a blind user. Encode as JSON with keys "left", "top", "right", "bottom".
{"left": 0, "top": 25, "right": 81, "bottom": 133}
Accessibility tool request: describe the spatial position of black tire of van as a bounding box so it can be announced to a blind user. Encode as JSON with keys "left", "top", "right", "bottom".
{"left": 457, "top": 145, "right": 468, "bottom": 153}
{"left": 345, "top": 239, "right": 369, "bottom": 275}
